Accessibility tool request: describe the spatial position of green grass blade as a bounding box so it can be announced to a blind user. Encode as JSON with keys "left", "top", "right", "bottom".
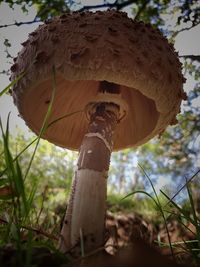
{"left": 0, "top": 195, "right": 13, "bottom": 200}
{"left": 160, "top": 190, "right": 196, "bottom": 225}
{"left": 25, "top": 183, "right": 37, "bottom": 222}
{"left": 15, "top": 159, "right": 29, "bottom": 216}
{"left": 0, "top": 110, "right": 83, "bottom": 178}
{"left": 47, "top": 110, "right": 83, "bottom": 128}
{"left": 0, "top": 116, "right": 16, "bottom": 192}
{"left": 24, "top": 66, "right": 57, "bottom": 180}
{"left": 25, "top": 230, "right": 33, "bottom": 267}
{"left": 165, "top": 169, "right": 200, "bottom": 206}
{"left": 186, "top": 181, "right": 200, "bottom": 226}
{"left": 0, "top": 137, "right": 38, "bottom": 178}
{"left": 185, "top": 181, "right": 200, "bottom": 249}
{"left": 0, "top": 178, "right": 9, "bottom": 186}
{"left": 0, "top": 116, "right": 21, "bottom": 229}
{"left": 121, "top": 190, "right": 159, "bottom": 208}
{"left": 163, "top": 209, "right": 196, "bottom": 235}
{"left": 138, "top": 163, "right": 160, "bottom": 203}
{"left": 0, "top": 72, "right": 25, "bottom": 97}
{"left": 79, "top": 228, "right": 85, "bottom": 257}
{"left": 138, "top": 164, "right": 174, "bottom": 257}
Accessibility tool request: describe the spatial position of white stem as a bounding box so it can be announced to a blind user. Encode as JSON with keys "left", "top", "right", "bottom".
{"left": 59, "top": 103, "right": 120, "bottom": 255}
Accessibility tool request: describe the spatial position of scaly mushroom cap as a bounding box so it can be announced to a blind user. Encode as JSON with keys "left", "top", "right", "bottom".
{"left": 11, "top": 10, "right": 186, "bottom": 151}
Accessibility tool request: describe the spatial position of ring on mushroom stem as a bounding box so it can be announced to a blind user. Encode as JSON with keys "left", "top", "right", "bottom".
{"left": 85, "top": 92, "right": 129, "bottom": 123}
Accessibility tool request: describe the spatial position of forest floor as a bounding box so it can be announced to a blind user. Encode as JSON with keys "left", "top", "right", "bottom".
{"left": 0, "top": 209, "right": 197, "bottom": 267}
{"left": 105, "top": 210, "right": 195, "bottom": 266}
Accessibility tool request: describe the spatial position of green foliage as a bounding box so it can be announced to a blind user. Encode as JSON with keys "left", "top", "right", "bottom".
{"left": 107, "top": 193, "right": 137, "bottom": 212}
{"left": 177, "top": 0, "right": 200, "bottom": 27}
{"left": 0, "top": 117, "right": 37, "bottom": 266}
{"left": 34, "top": 0, "right": 69, "bottom": 20}
{"left": 133, "top": 0, "right": 171, "bottom": 26}
{"left": 0, "top": 0, "right": 69, "bottom": 20}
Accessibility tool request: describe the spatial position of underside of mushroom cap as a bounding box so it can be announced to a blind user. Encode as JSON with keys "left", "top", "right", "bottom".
{"left": 11, "top": 10, "right": 186, "bottom": 151}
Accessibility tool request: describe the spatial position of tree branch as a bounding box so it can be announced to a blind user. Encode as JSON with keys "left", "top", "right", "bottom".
{"left": 0, "top": 18, "right": 41, "bottom": 29}
{"left": 171, "top": 21, "right": 200, "bottom": 39}
{"left": 179, "top": 55, "right": 200, "bottom": 63}
{"left": 79, "top": 0, "right": 137, "bottom": 11}
{"left": 0, "top": 1, "right": 137, "bottom": 29}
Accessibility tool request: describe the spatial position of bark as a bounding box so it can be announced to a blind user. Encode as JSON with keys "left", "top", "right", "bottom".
{"left": 59, "top": 102, "right": 120, "bottom": 256}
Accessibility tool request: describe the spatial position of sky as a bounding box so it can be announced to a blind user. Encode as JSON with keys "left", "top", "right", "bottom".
{"left": 0, "top": 1, "right": 200, "bottom": 193}
{"left": 0, "top": 3, "right": 40, "bottom": 134}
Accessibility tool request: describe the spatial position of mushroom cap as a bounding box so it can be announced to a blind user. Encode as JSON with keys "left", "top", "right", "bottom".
{"left": 11, "top": 10, "right": 186, "bottom": 151}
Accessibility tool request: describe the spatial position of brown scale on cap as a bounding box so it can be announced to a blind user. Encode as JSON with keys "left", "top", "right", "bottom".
{"left": 29, "top": 31, "right": 37, "bottom": 37}
{"left": 10, "top": 63, "right": 18, "bottom": 72}
{"left": 34, "top": 51, "right": 49, "bottom": 64}
{"left": 11, "top": 9, "right": 186, "bottom": 151}
{"left": 20, "top": 41, "right": 29, "bottom": 47}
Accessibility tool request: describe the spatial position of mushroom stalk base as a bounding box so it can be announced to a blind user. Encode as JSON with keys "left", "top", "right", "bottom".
{"left": 59, "top": 103, "right": 119, "bottom": 256}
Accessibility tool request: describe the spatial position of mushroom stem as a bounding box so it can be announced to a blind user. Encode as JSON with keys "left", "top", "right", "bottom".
{"left": 59, "top": 102, "right": 120, "bottom": 255}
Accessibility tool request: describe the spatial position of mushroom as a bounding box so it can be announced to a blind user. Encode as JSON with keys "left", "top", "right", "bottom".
{"left": 10, "top": 10, "right": 186, "bottom": 255}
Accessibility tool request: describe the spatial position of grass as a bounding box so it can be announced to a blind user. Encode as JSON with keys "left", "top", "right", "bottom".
{"left": 121, "top": 167, "right": 200, "bottom": 266}
{"left": 160, "top": 177, "right": 200, "bottom": 265}
{"left": 107, "top": 193, "right": 137, "bottom": 212}
{"left": 0, "top": 71, "right": 200, "bottom": 266}
{"left": 0, "top": 68, "right": 59, "bottom": 266}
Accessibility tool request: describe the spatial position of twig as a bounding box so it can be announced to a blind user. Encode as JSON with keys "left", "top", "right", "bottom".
{"left": 71, "top": 244, "right": 118, "bottom": 264}
{"left": 0, "top": 217, "right": 58, "bottom": 241}
{"left": 75, "top": 0, "right": 137, "bottom": 11}
{"left": 171, "top": 21, "right": 200, "bottom": 38}
{"left": 179, "top": 55, "right": 200, "bottom": 63}
{"left": 0, "top": 18, "right": 42, "bottom": 29}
